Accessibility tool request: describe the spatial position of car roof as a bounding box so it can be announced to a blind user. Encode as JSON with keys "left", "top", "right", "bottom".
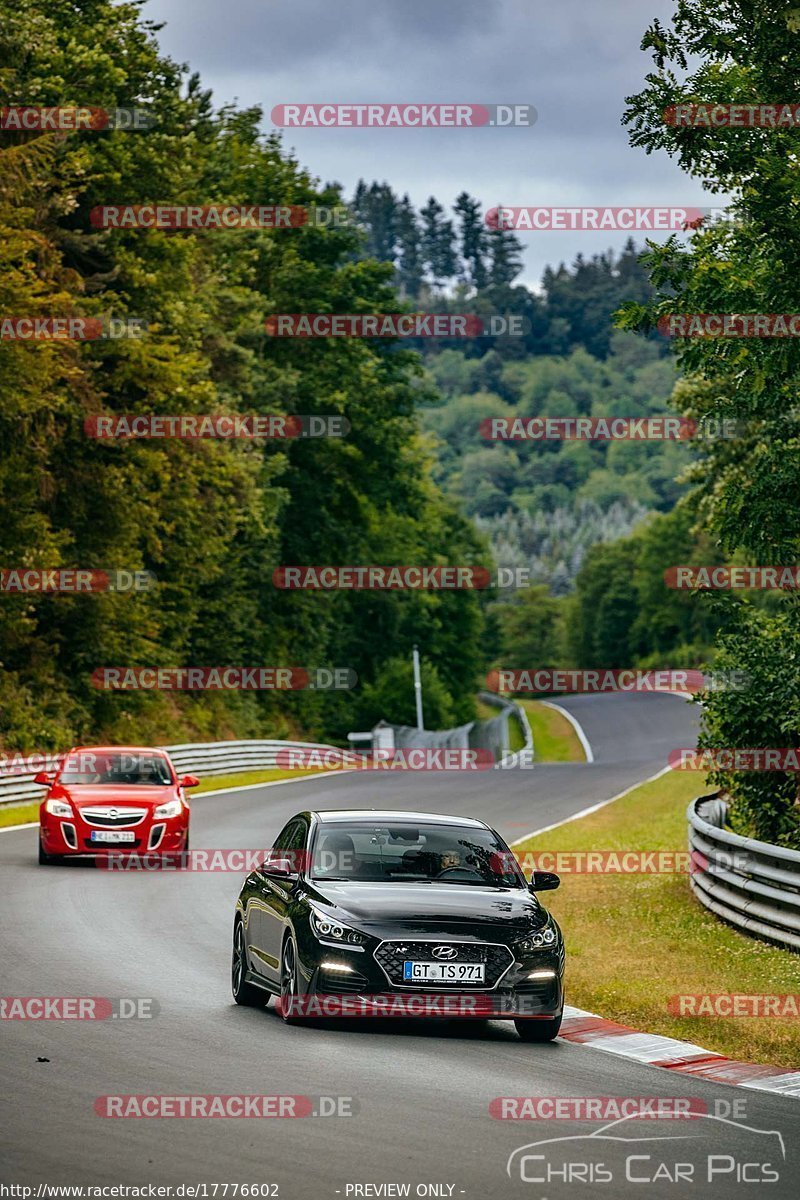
{"left": 66, "top": 745, "right": 170, "bottom": 756}
{"left": 311, "top": 809, "right": 489, "bottom": 829}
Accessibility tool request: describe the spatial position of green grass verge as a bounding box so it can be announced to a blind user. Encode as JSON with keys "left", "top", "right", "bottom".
{"left": 189, "top": 766, "right": 337, "bottom": 794}
{"left": 518, "top": 699, "right": 585, "bottom": 762}
{"left": 514, "top": 769, "right": 800, "bottom": 1067}
{"left": 0, "top": 766, "right": 337, "bottom": 829}
{"left": 0, "top": 800, "right": 39, "bottom": 828}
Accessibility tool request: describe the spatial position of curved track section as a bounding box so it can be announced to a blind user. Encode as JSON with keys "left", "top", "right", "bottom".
{"left": 2, "top": 694, "right": 797, "bottom": 1197}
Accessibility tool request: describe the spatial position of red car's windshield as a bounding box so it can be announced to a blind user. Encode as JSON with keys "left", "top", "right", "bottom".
{"left": 59, "top": 752, "right": 173, "bottom": 786}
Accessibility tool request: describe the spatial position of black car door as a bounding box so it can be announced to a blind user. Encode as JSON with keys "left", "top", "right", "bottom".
{"left": 256, "top": 817, "right": 308, "bottom": 984}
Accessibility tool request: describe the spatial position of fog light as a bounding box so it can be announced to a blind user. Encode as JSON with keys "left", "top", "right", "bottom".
{"left": 320, "top": 961, "right": 355, "bottom": 973}
{"left": 527, "top": 968, "right": 556, "bottom": 979}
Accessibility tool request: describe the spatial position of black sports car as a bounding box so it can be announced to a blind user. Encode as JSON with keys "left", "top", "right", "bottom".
{"left": 232, "top": 809, "right": 565, "bottom": 1040}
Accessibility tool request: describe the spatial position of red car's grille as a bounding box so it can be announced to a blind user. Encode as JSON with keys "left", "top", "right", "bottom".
{"left": 79, "top": 807, "right": 148, "bottom": 827}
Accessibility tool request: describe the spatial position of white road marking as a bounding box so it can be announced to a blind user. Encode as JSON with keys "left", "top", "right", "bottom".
{"left": 538, "top": 698, "right": 594, "bottom": 762}
{"left": 509, "top": 765, "right": 671, "bottom": 846}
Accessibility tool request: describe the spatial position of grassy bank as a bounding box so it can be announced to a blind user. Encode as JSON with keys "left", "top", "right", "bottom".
{"left": 518, "top": 699, "right": 585, "bottom": 762}
{"left": 514, "top": 768, "right": 800, "bottom": 1067}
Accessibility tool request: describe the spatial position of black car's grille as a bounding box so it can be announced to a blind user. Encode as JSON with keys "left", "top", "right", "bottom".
{"left": 374, "top": 940, "right": 513, "bottom": 989}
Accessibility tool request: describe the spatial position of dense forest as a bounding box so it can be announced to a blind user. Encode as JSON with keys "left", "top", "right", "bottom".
{"left": 0, "top": 0, "right": 489, "bottom": 749}
{"left": 3, "top": 0, "right": 800, "bottom": 850}
{"left": 0, "top": 0, "right": 694, "bottom": 754}
{"left": 348, "top": 188, "right": 690, "bottom": 590}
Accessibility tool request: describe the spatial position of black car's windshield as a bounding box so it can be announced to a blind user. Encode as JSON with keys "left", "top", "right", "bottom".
{"left": 59, "top": 752, "right": 173, "bottom": 786}
{"left": 310, "top": 822, "right": 523, "bottom": 887}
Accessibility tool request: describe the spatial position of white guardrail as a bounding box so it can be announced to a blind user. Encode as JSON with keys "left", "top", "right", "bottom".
{"left": 0, "top": 739, "right": 340, "bottom": 809}
{"left": 689, "top": 792, "right": 800, "bottom": 953}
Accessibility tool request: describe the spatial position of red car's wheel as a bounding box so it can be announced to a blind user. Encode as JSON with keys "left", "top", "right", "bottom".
{"left": 38, "top": 834, "right": 62, "bottom": 865}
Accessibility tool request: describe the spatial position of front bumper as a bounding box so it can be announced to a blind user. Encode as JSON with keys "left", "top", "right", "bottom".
{"left": 299, "top": 933, "right": 563, "bottom": 1017}
{"left": 40, "top": 811, "right": 188, "bottom": 857}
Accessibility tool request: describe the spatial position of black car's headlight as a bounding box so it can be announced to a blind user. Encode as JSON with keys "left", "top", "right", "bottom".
{"left": 309, "top": 907, "right": 366, "bottom": 947}
{"left": 514, "top": 922, "right": 558, "bottom": 953}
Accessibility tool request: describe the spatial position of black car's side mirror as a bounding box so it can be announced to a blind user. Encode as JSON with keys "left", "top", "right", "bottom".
{"left": 261, "top": 858, "right": 299, "bottom": 883}
{"left": 529, "top": 870, "right": 560, "bottom": 892}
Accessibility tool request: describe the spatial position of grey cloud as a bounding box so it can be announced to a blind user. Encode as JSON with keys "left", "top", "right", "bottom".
{"left": 143, "top": 0, "right": 713, "bottom": 283}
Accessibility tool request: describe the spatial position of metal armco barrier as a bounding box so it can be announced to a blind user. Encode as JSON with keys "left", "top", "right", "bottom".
{"left": 689, "top": 791, "right": 800, "bottom": 952}
{"left": 0, "top": 738, "right": 340, "bottom": 809}
{"left": 476, "top": 691, "right": 534, "bottom": 766}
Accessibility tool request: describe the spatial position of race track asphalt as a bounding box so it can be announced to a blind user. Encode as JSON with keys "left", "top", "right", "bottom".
{"left": 2, "top": 693, "right": 798, "bottom": 1198}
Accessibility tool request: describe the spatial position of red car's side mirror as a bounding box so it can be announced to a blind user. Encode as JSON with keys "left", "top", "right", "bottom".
{"left": 180, "top": 775, "right": 200, "bottom": 788}
{"left": 34, "top": 772, "right": 55, "bottom": 786}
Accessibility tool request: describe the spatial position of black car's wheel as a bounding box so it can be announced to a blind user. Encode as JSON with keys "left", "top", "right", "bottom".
{"left": 279, "top": 936, "right": 303, "bottom": 1024}
{"left": 514, "top": 1014, "right": 562, "bottom": 1042}
{"left": 231, "top": 919, "right": 266, "bottom": 1007}
{"left": 38, "top": 835, "right": 61, "bottom": 865}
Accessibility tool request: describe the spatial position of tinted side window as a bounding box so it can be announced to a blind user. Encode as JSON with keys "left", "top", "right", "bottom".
{"left": 271, "top": 819, "right": 308, "bottom": 871}
{"left": 274, "top": 820, "right": 300, "bottom": 851}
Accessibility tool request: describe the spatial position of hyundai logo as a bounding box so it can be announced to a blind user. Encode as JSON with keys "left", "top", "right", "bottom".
{"left": 432, "top": 945, "right": 458, "bottom": 960}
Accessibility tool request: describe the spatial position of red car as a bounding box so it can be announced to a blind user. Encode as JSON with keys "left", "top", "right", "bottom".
{"left": 37, "top": 746, "right": 197, "bottom": 864}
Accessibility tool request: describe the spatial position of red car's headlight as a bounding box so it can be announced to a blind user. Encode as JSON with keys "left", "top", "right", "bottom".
{"left": 154, "top": 798, "right": 182, "bottom": 819}
{"left": 45, "top": 797, "right": 72, "bottom": 817}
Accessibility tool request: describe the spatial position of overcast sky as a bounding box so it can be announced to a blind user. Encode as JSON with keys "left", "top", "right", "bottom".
{"left": 143, "top": 0, "right": 708, "bottom": 286}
